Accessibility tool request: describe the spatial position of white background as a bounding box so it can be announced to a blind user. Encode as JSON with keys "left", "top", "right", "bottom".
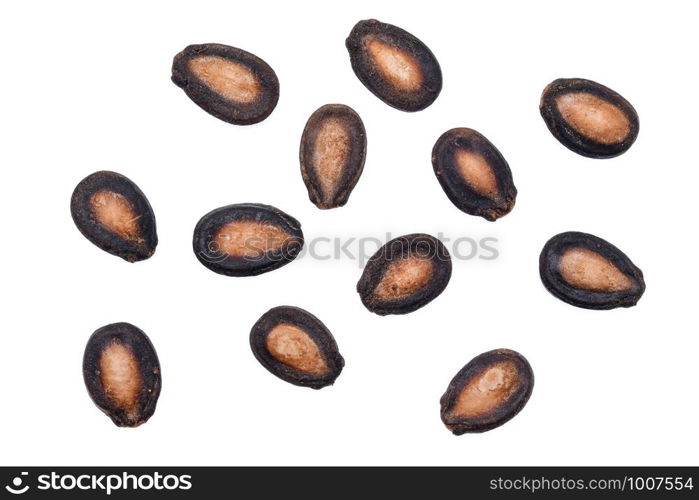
{"left": 1, "top": 0, "right": 697, "bottom": 466}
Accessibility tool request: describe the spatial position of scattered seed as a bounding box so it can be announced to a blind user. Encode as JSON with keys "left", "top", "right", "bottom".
{"left": 83, "top": 322, "right": 161, "bottom": 427}
{"left": 432, "top": 128, "right": 517, "bottom": 221}
{"left": 193, "top": 203, "right": 303, "bottom": 277}
{"left": 250, "top": 306, "right": 344, "bottom": 389}
{"left": 171, "top": 43, "right": 279, "bottom": 125}
{"left": 346, "top": 19, "right": 442, "bottom": 112}
{"left": 539, "top": 231, "right": 645, "bottom": 309}
{"left": 300, "top": 104, "right": 367, "bottom": 209}
{"left": 357, "top": 233, "right": 451, "bottom": 315}
{"left": 440, "top": 349, "right": 534, "bottom": 435}
{"left": 70, "top": 171, "right": 157, "bottom": 262}
{"left": 540, "top": 78, "right": 639, "bottom": 158}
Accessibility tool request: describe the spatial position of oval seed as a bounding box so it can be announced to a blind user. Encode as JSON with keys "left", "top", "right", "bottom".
{"left": 70, "top": 171, "right": 157, "bottom": 262}
{"left": 357, "top": 233, "right": 451, "bottom": 315}
{"left": 83, "top": 322, "right": 161, "bottom": 427}
{"left": 171, "top": 43, "right": 279, "bottom": 125}
{"left": 440, "top": 349, "right": 534, "bottom": 435}
{"left": 539, "top": 231, "right": 645, "bottom": 309}
{"left": 193, "top": 203, "right": 303, "bottom": 277}
{"left": 346, "top": 19, "right": 442, "bottom": 112}
{"left": 432, "top": 128, "right": 517, "bottom": 221}
{"left": 250, "top": 306, "right": 344, "bottom": 389}
{"left": 299, "top": 104, "right": 367, "bottom": 209}
{"left": 540, "top": 78, "right": 639, "bottom": 158}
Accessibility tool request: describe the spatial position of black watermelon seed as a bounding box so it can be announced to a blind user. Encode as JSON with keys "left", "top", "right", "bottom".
{"left": 357, "top": 233, "right": 451, "bottom": 315}
{"left": 83, "top": 322, "right": 161, "bottom": 427}
{"left": 440, "top": 349, "right": 534, "bottom": 435}
{"left": 539, "top": 231, "right": 645, "bottom": 310}
{"left": 346, "top": 19, "right": 442, "bottom": 112}
{"left": 193, "top": 203, "right": 304, "bottom": 277}
{"left": 250, "top": 306, "right": 344, "bottom": 389}
{"left": 432, "top": 128, "right": 517, "bottom": 221}
{"left": 540, "top": 78, "right": 639, "bottom": 158}
{"left": 171, "top": 43, "right": 279, "bottom": 125}
{"left": 70, "top": 171, "right": 157, "bottom": 262}
{"left": 300, "top": 104, "right": 367, "bottom": 209}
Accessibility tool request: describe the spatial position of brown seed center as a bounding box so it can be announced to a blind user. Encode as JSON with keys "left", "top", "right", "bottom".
{"left": 99, "top": 341, "right": 142, "bottom": 415}
{"left": 559, "top": 247, "right": 633, "bottom": 292}
{"left": 454, "top": 150, "right": 499, "bottom": 198}
{"left": 313, "top": 117, "right": 350, "bottom": 200}
{"left": 266, "top": 323, "right": 328, "bottom": 375}
{"left": 188, "top": 55, "right": 261, "bottom": 104}
{"left": 373, "top": 256, "right": 434, "bottom": 300}
{"left": 365, "top": 38, "right": 423, "bottom": 93}
{"left": 451, "top": 361, "right": 520, "bottom": 418}
{"left": 555, "top": 92, "right": 631, "bottom": 145}
{"left": 214, "top": 220, "right": 291, "bottom": 258}
{"left": 90, "top": 190, "right": 142, "bottom": 242}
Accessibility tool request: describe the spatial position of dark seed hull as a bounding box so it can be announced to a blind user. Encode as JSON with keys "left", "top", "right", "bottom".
{"left": 346, "top": 19, "right": 442, "bottom": 112}
{"left": 83, "top": 322, "right": 161, "bottom": 427}
{"left": 357, "top": 233, "right": 452, "bottom": 315}
{"left": 70, "top": 171, "right": 157, "bottom": 262}
{"left": 440, "top": 349, "right": 534, "bottom": 435}
{"left": 192, "top": 203, "right": 304, "bottom": 277}
{"left": 540, "top": 78, "right": 639, "bottom": 158}
{"left": 250, "top": 306, "right": 344, "bottom": 389}
{"left": 432, "top": 128, "right": 517, "bottom": 221}
{"left": 300, "top": 104, "right": 367, "bottom": 209}
{"left": 539, "top": 231, "right": 645, "bottom": 310}
{"left": 171, "top": 43, "right": 279, "bottom": 125}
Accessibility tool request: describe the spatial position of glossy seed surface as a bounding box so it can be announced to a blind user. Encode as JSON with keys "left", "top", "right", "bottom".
{"left": 71, "top": 171, "right": 157, "bottom": 262}
{"left": 432, "top": 128, "right": 517, "bottom": 221}
{"left": 357, "top": 233, "right": 451, "bottom": 315}
{"left": 346, "top": 19, "right": 442, "bottom": 111}
{"left": 193, "top": 203, "right": 303, "bottom": 277}
{"left": 300, "top": 104, "right": 367, "bottom": 209}
{"left": 250, "top": 306, "right": 344, "bottom": 389}
{"left": 539, "top": 231, "right": 645, "bottom": 309}
{"left": 83, "top": 322, "right": 161, "bottom": 427}
{"left": 540, "top": 78, "right": 639, "bottom": 158}
{"left": 440, "top": 349, "right": 534, "bottom": 435}
{"left": 171, "top": 43, "right": 279, "bottom": 125}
